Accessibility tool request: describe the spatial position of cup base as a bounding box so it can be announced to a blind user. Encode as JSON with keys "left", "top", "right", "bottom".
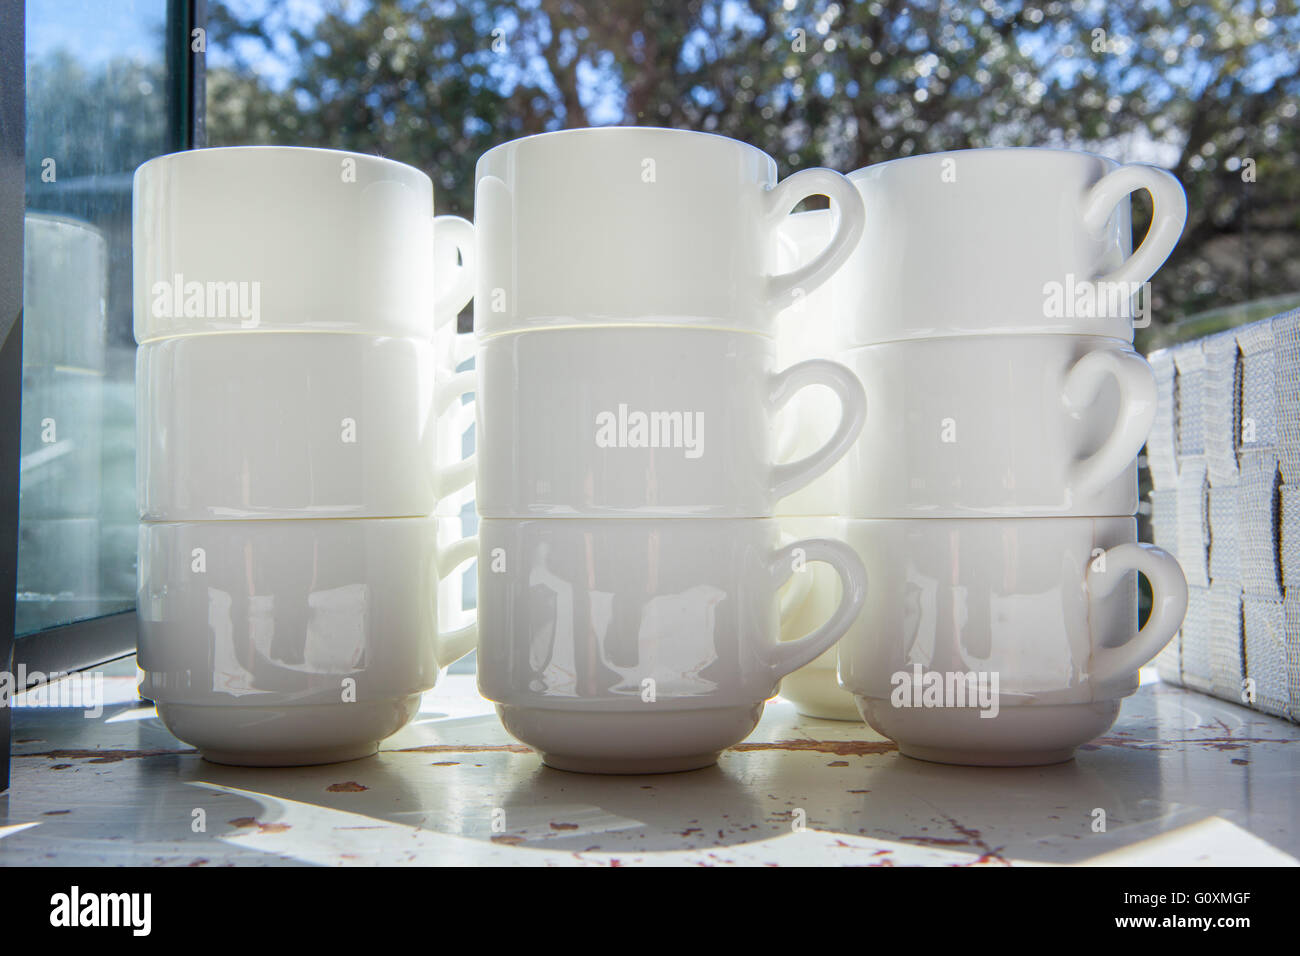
{"left": 538, "top": 752, "right": 723, "bottom": 775}
{"left": 199, "top": 742, "right": 380, "bottom": 767}
{"left": 154, "top": 694, "right": 423, "bottom": 767}
{"left": 855, "top": 696, "right": 1122, "bottom": 767}
{"left": 779, "top": 668, "right": 862, "bottom": 722}
{"left": 495, "top": 702, "right": 764, "bottom": 775}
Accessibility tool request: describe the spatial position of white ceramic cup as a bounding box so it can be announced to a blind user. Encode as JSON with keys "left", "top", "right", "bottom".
{"left": 136, "top": 332, "right": 475, "bottom": 520}
{"left": 133, "top": 146, "right": 474, "bottom": 341}
{"left": 838, "top": 148, "right": 1187, "bottom": 345}
{"left": 476, "top": 517, "right": 868, "bottom": 773}
{"left": 835, "top": 335, "right": 1156, "bottom": 517}
{"left": 137, "top": 517, "right": 478, "bottom": 766}
{"left": 475, "top": 326, "right": 866, "bottom": 517}
{"left": 473, "top": 127, "right": 865, "bottom": 337}
{"left": 836, "top": 516, "right": 1188, "bottom": 766}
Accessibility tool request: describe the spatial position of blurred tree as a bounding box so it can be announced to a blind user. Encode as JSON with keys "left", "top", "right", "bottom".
{"left": 205, "top": 0, "right": 1300, "bottom": 324}
{"left": 25, "top": 50, "right": 171, "bottom": 186}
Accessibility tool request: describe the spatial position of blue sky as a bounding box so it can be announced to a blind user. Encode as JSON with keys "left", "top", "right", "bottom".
{"left": 26, "top": 0, "right": 168, "bottom": 64}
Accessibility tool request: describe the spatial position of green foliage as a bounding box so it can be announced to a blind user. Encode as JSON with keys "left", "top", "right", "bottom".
{"left": 201, "top": 0, "right": 1300, "bottom": 322}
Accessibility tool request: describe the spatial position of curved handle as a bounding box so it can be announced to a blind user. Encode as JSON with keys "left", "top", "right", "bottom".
{"left": 1081, "top": 164, "right": 1187, "bottom": 289}
{"left": 432, "top": 215, "right": 476, "bottom": 330}
{"left": 763, "top": 537, "right": 867, "bottom": 678}
{"left": 762, "top": 167, "right": 865, "bottom": 311}
{"left": 434, "top": 367, "right": 476, "bottom": 417}
{"left": 435, "top": 456, "right": 476, "bottom": 502}
{"left": 1086, "top": 542, "right": 1188, "bottom": 684}
{"left": 768, "top": 359, "right": 866, "bottom": 502}
{"left": 434, "top": 367, "right": 477, "bottom": 500}
{"left": 776, "top": 531, "right": 815, "bottom": 621}
{"left": 435, "top": 322, "right": 477, "bottom": 377}
{"left": 449, "top": 331, "right": 476, "bottom": 369}
{"left": 433, "top": 533, "right": 480, "bottom": 664}
{"left": 448, "top": 394, "right": 476, "bottom": 438}
{"left": 1062, "top": 348, "right": 1156, "bottom": 499}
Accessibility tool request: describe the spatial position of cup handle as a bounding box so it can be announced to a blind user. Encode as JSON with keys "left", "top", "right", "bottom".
{"left": 434, "top": 367, "right": 478, "bottom": 500}
{"left": 433, "top": 533, "right": 480, "bottom": 665}
{"left": 1086, "top": 542, "right": 1188, "bottom": 684}
{"left": 763, "top": 537, "right": 867, "bottom": 679}
{"left": 432, "top": 214, "right": 476, "bottom": 330}
{"left": 434, "top": 367, "right": 476, "bottom": 417}
{"left": 762, "top": 168, "right": 865, "bottom": 311}
{"left": 768, "top": 359, "right": 866, "bottom": 502}
{"left": 448, "top": 394, "right": 476, "bottom": 437}
{"left": 1062, "top": 348, "right": 1156, "bottom": 499}
{"left": 450, "top": 331, "right": 476, "bottom": 369}
{"left": 1081, "top": 164, "right": 1187, "bottom": 289}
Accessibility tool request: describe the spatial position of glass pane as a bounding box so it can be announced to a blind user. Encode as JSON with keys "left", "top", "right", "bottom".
{"left": 17, "top": 0, "right": 179, "bottom": 636}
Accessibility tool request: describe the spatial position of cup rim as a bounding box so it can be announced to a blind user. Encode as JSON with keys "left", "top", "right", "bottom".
{"left": 475, "top": 322, "right": 772, "bottom": 344}
{"left": 834, "top": 332, "right": 1138, "bottom": 357}
{"left": 142, "top": 515, "right": 442, "bottom": 532}
{"left": 837, "top": 515, "right": 1135, "bottom": 528}
{"left": 476, "top": 125, "right": 775, "bottom": 175}
{"left": 24, "top": 209, "right": 105, "bottom": 236}
{"left": 847, "top": 145, "right": 1123, "bottom": 180}
{"left": 134, "top": 145, "right": 431, "bottom": 185}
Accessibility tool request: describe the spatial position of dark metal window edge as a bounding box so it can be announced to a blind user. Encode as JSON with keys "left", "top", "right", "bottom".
{"left": 169, "top": 0, "right": 208, "bottom": 151}
{"left": 12, "top": 610, "right": 137, "bottom": 686}
{"left": 1, "top": 0, "right": 27, "bottom": 793}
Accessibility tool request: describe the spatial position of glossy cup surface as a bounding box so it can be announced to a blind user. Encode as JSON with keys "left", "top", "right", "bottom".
{"left": 475, "top": 326, "right": 864, "bottom": 517}
{"left": 133, "top": 146, "right": 470, "bottom": 340}
{"left": 836, "top": 516, "right": 1185, "bottom": 705}
{"left": 837, "top": 148, "right": 1186, "bottom": 345}
{"left": 834, "top": 335, "right": 1153, "bottom": 517}
{"left": 137, "top": 517, "right": 478, "bottom": 765}
{"left": 474, "top": 127, "right": 863, "bottom": 336}
{"left": 835, "top": 516, "right": 1187, "bottom": 764}
{"left": 476, "top": 517, "right": 866, "bottom": 772}
{"left": 137, "top": 332, "right": 463, "bottom": 520}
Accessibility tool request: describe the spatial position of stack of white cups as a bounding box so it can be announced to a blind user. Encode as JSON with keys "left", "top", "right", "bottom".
{"left": 471, "top": 128, "right": 871, "bottom": 773}
{"left": 778, "top": 148, "right": 1194, "bottom": 765}
{"left": 133, "top": 147, "right": 479, "bottom": 766}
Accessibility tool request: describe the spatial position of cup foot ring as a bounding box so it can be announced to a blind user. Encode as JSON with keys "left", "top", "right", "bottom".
{"left": 855, "top": 696, "right": 1122, "bottom": 767}
{"left": 154, "top": 695, "right": 424, "bottom": 768}
{"left": 538, "top": 752, "right": 721, "bottom": 775}
{"left": 199, "top": 742, "right": 380, "bottom": 767}
{"left": 897, "top": 743, "right": 1078, "bottom": 767}
{"left": 495, "top": 702, "right": 764, "bottom": 775}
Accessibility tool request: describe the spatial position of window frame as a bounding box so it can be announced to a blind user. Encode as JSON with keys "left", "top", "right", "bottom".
{"left": 2, "top": 0, "right": 208, "bottom": 791}
{"left": 2, "top": 0, "right": 27, "bottom": 793}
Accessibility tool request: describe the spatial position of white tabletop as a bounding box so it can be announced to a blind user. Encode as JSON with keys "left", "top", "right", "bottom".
{"left": 3, "top": 660, "right": 1297, "bottom": 866}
